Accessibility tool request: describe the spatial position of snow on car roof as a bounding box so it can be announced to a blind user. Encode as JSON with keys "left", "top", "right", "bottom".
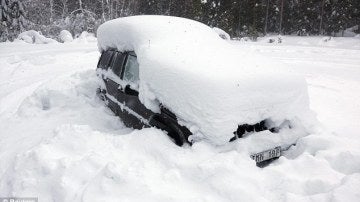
{"left": 97, "top": 15, "right": 313, "bottom": 145}
{"left": 97, "top": 15, "right": 223, "bottom": 52}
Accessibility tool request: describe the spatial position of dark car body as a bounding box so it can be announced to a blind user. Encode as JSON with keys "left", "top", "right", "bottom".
{"left": 96, "top": 50, "right": 278, "bottom": 148}
{"left": 96, "top": 50, "right": 192, "bottom": 146}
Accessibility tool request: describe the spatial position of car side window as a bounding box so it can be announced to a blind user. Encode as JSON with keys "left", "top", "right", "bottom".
{"left": 98, "top": 50, "right": 114, "bottom": 70}
{"left": 111, "top": 52, "right": 126, "bottom": 76}
{"left": 122, "top": 54, "right": 139, "bottom": 84}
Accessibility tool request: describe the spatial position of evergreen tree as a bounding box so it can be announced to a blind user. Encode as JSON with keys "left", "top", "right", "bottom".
{"left": 1, "top": 0, "right": 360, "bottom": 41}
{"left": 0, "top": 0, "right": 11, "bottom": 41}
{"left": 0, "top": 0, "right": 27, "bottom": 41}
{"left": 329, "top": 0, "right": 357, "bottom": 36}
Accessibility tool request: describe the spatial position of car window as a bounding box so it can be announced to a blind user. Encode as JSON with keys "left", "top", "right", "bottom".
{"left": 123, "top": 54, "right": 139, "bottom": 83}
{"left": 99, "top": 50, "right": 114, "bottom": 69}
{"left": 111, "top": 52, "right": 126, "bottom": 76}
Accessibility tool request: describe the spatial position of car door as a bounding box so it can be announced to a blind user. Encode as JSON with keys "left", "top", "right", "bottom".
{"left": 117, "top": 52, "right": 154, "bottom": 129}
{"left": 97, "top": 50, "right": 114, "bottom": 81}
{"left": 105, "top": 51, "right": 126, "bottom": 114}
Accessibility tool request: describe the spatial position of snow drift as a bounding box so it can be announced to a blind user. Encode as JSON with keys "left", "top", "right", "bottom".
{"left": 18, "top": 30, "right": 57, "bottom": 44}
{"left": 213, "top": 27, "right": 231, "bottom": 40}
{"left": 0, "top": 34, "right": 360, "bottom": 202}
{"left": 97, "top": 15, "right": 315, "bottom": 146}
{"left": 74, "top": 31, "right": 97, "bottom": 43}
{"left": 59, "top": 30, "right": 73, "bottom": 43}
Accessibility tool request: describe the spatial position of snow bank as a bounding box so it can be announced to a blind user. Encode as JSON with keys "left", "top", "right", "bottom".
{"left": 18, "top": 30, "right": 57, "bottom": 44}
{"left": 335, "top": 25, "right": 359, "bottom": 37}
{"left": 0, "top": 38, "right": 360, "bottom": 202}
{"left": 212, "top": 27, "right": 231, "bottom": 40}
{"left": 97, "top": 16, "right": 314, "bottom": 146}
{"left": 237, "top": 35, "right": 360, "bottom": 49}
{"left": 74, "top": 31, "right": 97, "bottom": 43}
{"left": 59, "top": 30, "right": 73, "bottom": 43}
{"left": 259, "top": 35, "right": 284, "bottom": 43}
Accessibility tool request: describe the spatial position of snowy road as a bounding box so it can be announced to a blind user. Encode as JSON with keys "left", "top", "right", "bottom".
{"left": 0, "top": 37, "right": 360, "bottom": 201}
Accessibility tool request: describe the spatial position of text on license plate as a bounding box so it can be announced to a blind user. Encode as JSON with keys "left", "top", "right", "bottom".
{"left": 250, "top": 146, "right": 281, "bottom": 163}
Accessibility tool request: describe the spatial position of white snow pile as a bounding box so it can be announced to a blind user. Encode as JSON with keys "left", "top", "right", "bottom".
{"left": 240, "top": 35, "right": 360, "bottom": 49}
{"left": 18, "top": 30, "right": 57, "bottom": 44}
{"left": 335, "top": 25, "right": 359, "bottom": 37}
{"left": 259, "top": 35, "right": 284, "bottom": 43}
{"left": 1, "top": 36, "right": 360, "bottom": 202}
{"left": 97, "top": 15, "right": 315, "bottom": 146}
{"left": 74, "top": 31, "right": 97, "bottom": 43}
{"left": 59, "top": 30, "right": 73, "bottom": 43}
{"left": 212, "top": 27, "right": 231, "bottom": 40}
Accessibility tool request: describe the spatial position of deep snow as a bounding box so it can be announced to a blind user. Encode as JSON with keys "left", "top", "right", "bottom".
{"left": 0, "top": 36, "right": 359, "bottom": 201}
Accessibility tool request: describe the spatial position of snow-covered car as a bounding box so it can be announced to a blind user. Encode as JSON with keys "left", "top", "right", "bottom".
{"left": 96, "top": 16, "right": 315, "bottom": 165}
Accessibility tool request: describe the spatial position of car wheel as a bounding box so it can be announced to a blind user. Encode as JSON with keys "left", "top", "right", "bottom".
{"left": 166, "top": 122, "right": 189, "bottom": 146}
{"left": 149, "top": 115, "right": 189, "bottom": 146}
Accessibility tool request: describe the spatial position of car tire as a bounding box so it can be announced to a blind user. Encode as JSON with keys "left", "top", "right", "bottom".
{"left": 166, "top": 122, "right": 188, "bottom": 146}
{"left": 149, "top": 115, "right": 189, "bottom": 146}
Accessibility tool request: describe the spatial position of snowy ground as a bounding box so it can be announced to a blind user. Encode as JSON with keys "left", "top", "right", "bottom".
{"left": 0, "top": 36, "right": 359, "bottom": 201}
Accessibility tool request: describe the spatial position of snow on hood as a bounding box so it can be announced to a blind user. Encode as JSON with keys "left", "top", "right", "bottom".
{"left": 97, "top": 15, "right": 312, "bottom": 145}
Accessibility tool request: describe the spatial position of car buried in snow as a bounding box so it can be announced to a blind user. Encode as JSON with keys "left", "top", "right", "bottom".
{"left": 95, "top": 16, "right": 315, "bottom": 165}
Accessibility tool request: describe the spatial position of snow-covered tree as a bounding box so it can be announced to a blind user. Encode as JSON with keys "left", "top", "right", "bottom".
{"left": 328, "top": 0, "right": 356, "bottom": 36}
{"left": 1, "top": 0, "right": 359, "bottom": 41}
{"left": 0, "top": 0, "right": 28, "bottom": 41}
{"left": 0, "top": 0, "right": 10, "bottom": 41}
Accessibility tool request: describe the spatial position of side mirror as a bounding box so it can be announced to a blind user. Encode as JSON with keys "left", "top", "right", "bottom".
{"left": 124, "top": 85, "right": 139, "bottom": 96}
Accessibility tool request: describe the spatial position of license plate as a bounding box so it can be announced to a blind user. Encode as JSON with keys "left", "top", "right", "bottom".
{"left": 250, "top": 146, "right": 281, "bottom": 163}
